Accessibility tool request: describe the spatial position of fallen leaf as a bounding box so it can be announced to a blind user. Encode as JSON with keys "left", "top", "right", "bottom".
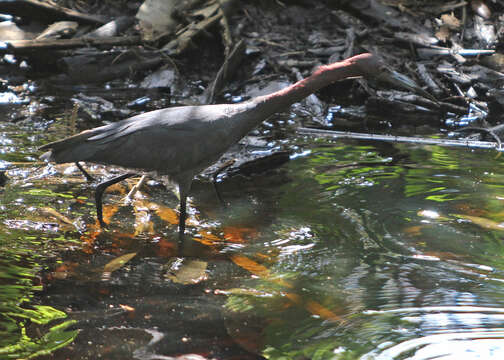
{"left": 285, "top": 293, "right": 343, "bottom": 322}
{"left": 153, "top": 204, "right": 179, "bottom": 225}
{"left": 456, "top": 214, "right": 504, "bottom": 231}
{"left": 103, "top": 252, "right": 137, "bottom": 273}
{"left": 422, "top": 251, "right": 465, "bottom": 261}
{"left": 195, "top": 231, "right": 222, "bottom": 247}
{"left": 40, "top": 207, "right": 75, "bottom": 226}
{"left": 133, "top": 209, "right": 154, "bottom": 235}
{"left": 229, "top": 255, "right": 343, "bottom": 322}
{"left": 453, "top": 203, "right": 487, "bottom": 217}
{"left": 435, "top": 25, "right": 450, "bottom": 42}
{"left": 441, "top": 13, "right": 461, "bottom": 29}
{"left": 135, "top": 199, "right": 179, "bottom": 225}
{"left": 156, "top": 238, "right": 177, "bottom": 257}
{"left": 101, "top": 204, "right": 120, "bottom": 226}
{"left": 223, "top": 226, "right": 258, "bottom": 243}
{"left": 106, "top": 182, "right": 129, "bottom": 195}
{"left": 119, "top": 304, "right": 135, "bottom": 312}
{"left": 230, "top": 254, "right": 271, "bottom": 278}
{"left": 164, "top": 258, "right": 208, "bottom": 284}
{"left": 404, "top": 225, "right": 423, "bottom": 237}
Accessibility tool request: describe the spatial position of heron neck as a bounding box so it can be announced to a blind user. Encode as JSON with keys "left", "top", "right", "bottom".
{"left": 248, "top": 58, "right": 361, "bottom": 121}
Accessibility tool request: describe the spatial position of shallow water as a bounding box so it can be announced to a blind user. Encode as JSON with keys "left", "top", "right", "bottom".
{"left": 2, "top": 118, "right": 504, "bottom": 359}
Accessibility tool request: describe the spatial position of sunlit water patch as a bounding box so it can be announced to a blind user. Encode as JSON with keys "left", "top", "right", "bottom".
{"left": 219, "top": 140, "right": 504, "bottom": 359}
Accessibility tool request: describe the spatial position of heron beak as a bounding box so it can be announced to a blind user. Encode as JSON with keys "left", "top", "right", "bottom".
{"left": 377, "top": 68, "right": 437, "bottom": 102}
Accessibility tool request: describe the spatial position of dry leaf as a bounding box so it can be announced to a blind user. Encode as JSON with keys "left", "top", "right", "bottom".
{"left": 133, "top": 209, "right": 154, "bottom": 235}
{"left": 40, "top": 207, "right": 75, "bottom": 226}
{"left": 441, "top": 13, "right": 461, "bottom": 29}
{"left": 230, "top": 255, "right": 292, "bottom": 288}
{"left": 136, "top": 0, "right": 178, "bottom": 38}
{"left": 101, "top": 204, "right": 120, "bottom": 225}
{"left": 164, "top": 258, "right": 208, "bottom": 284}
{"left": 195, "top": 231, "right": 222, "bottom": 246}
{"left": 284, "top": 293, "right": 343, "bottom": 322}
{"left": 119, "top": 304, "right": 135, "bottom": 312}
{"left": 223, "top": 226, "right": 258, "bottom": 243}
{"left": 435, "top": 25, "right": 451, "bottom": 42}
{"left": 107, "top": 182, "right": 129, "bottom": 195}
{"left": 404, "top": 225, "right": 422, "bottom": 236}
{"left": 153, "top": 204, "right": 179, "bottom": 224}
{"left": 230, "top": 256, "right": 343, "bottom": 322}
{"left": 457, "top": 214, "right": 504, "bottom": 231}
{"left": 230, "top": 255, "right": 271, "bottom": 278}
{"left": 103, "top": 252, "right": 137, "bottom": 273}
{"left": 135, "top": 199, "right": 179, "bottom": 225}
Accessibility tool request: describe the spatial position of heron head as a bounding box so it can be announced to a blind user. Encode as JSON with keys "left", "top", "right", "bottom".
{"left": 351, "top": 53, "right": 435, "bottom": 101}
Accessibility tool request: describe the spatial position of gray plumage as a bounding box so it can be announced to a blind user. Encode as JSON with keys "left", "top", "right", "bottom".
{"left": 40, "top": 102, "right": 257, "bottom": 188}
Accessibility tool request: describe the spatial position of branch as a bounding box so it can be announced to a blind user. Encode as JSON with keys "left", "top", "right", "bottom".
{"left": 297, "top": 127, "right": 501, "bottom": 151}
{"left": 0, "top": 36, "right": 142, "bottom": 54}
{"left": 0, "top": 0, "right": 106, "bottom": 24}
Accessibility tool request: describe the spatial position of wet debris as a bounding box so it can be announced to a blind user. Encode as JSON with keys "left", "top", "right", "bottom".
{"left": 163, "top": 257, "right": 208, "bottom": 285}
{"left": 71, "top": 93, "right": 132, "bottom": 124}
{"left": 49, "top": 49, "right": 163, "bottom": 85}
{"left": 84, "top": 16, "right": 135, "bottom": 39}
{"left": 225, "top": 151, "right": 291, "bottom": 179}
{"left": 35, "top": 21, "right": 78, "bottom": 40}
{"left": 0, "top": 170, "right": 7, "bottom": 186}
{"left": 0, "top": 0, "right": 106, "bottom": 24}
{"left": 204, "top": 39, "right": 246, "bottom": 104}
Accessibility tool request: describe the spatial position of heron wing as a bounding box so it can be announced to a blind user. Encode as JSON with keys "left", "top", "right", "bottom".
{"left": 39, "top": 104, "right": 234, "bottom": 173}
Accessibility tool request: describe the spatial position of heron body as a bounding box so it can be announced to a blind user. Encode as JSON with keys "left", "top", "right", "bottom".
{"left": 40, "top": 53, "right": 425, "bottom": 236}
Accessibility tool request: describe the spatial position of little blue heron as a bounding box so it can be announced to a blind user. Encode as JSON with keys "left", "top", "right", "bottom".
{"left": 40, "top": 53, "right": 428, "bottom": 237}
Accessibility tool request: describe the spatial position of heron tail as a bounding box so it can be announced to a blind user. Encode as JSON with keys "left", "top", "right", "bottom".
{"left": 38, "top": 130, "right": 95, "bottom": 163}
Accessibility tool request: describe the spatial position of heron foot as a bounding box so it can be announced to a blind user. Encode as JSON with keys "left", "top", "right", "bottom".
{"left": 95, "top": 173, "right": 136, "bottom": 227}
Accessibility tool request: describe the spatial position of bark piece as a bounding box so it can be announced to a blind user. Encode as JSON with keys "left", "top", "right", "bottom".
{"left": 35, "top": 21, "right": 78, "bottom": 40}
{"left": 0, "top": 35, "right": 142, "bottom": 54}
{"left": 161, "top": 0, "right": 236, "bottom": 55}
{"left": 83, "top": 16, "right": 135, "bottom": 38}
{"left": 50, "top": 54, "right": 163, "bottom": 85}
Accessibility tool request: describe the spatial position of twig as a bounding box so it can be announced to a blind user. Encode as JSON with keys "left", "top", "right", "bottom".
{"left": 0, "top": 0, "right": 106, "bottom": 24}
{"left": 161, "top": 0, "right": 237, "bottom": 56}
{"left": 432, "top": 1, "right": 468, "bottom": 14}
{"left": 0, "top": 36, "right": 142, "bottom": 54}
{"left": 205, "top": 39, "right": 246, "bottom": 104}
{"left": 417, "top": 47, "right": 495, "bottom": 59}
{"left": 454, "top": 127, "right": 503, "bottom": 150}
{"left": 297, "top": 127, "right": 501, "bottom": 151}
{"left": 416, "top": 63, "right": 443, "bottom": 97}
{"left": 125, "top": 175, "right": 147, "bottom": 202}
{"left": 217, "top": 0, "right": 233, "bottom": 57}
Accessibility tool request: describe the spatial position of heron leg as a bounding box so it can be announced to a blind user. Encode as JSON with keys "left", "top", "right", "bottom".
{"left": 212, "top": 181, "right": 225, "bottom": 206}
{"left": 178, "top": 194, "right": 187, "bottom": 239}
{"left": 176, "top": 179, "right": 193, "bottom": 242}
{"left": 95, "top": 173, "right": 136, "bottom": 227}
{"left": 212, "top": 159, "right": 235, "bottom": 206}
{"left": 75, "top": 162, "right": 94, "bottom": 182}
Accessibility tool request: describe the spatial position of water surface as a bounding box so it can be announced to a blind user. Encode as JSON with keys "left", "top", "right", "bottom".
{"left": 1, "top": 119, "right": 504, "bottom": 359}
